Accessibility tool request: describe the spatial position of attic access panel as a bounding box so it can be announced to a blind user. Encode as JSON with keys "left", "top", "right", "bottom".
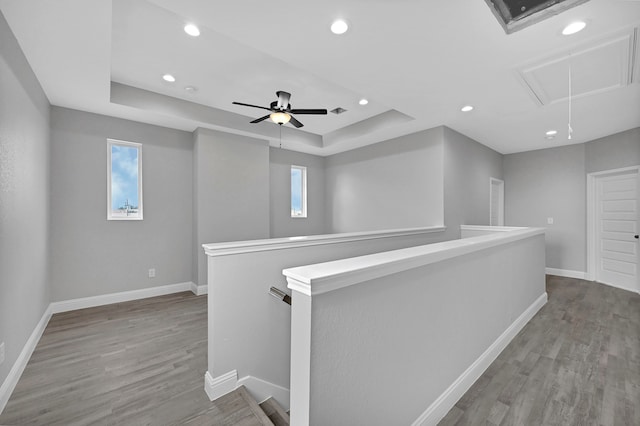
{"left": 486, "top": 0, "right": 591, "bottom": 34}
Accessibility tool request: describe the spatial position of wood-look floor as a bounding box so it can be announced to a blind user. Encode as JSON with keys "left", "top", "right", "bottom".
{"left": 0, "top": 292, "right": 269, "bottom": 426}
{"left": 440, "top": 275, "right": 640, "bottom": 426}
{"left": 2, "top": 277, "right": 638, "bottom": 425}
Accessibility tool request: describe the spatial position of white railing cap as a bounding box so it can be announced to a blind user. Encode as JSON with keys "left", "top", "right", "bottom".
{"left": 284, "top": 227, "right": 545, "bottom": 297}
{"left": 202, "top": 226, "right": 446, "bottom": 257}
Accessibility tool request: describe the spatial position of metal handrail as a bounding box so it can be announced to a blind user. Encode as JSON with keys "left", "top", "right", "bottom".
{"left": 269, "top": 286, "right": 292, "bottom": 305}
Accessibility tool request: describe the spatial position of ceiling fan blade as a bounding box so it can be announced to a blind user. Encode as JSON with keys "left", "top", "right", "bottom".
{"left": 289, "top": 109, "right": 327, "bottom": 115}
{"left": 288, "top": 115, "right": 304, "bottom": 128}
{"left": 233, "top": 101, "right": 273, "bottom": 112}
{"left": 250, "top": 114, "right": 271, "bottom": 124}
{"left": 276, "top": 91, "right": 291, "bottom": 110}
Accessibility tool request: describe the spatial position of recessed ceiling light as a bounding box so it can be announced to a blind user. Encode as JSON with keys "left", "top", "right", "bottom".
{"left": 184, "top": 23, "right": 200, "bottom": 37}
{"left": 184, "top": 86, "right": 198, "bottom": 93}
{"left": 461, "top": 105, "right": 474, "bottom": 112}
{"left": 162, "top": 74, "right": 176, "bottom": 82}
{"left": 562, "top": 21, "right": 586, "bottom": 35}
{"left": 331, "top": 19, "right": 349, "bottom": 35}
{"left": 359, "top": 98, "right": 368, "bottom": 106}
{"left": 545, "top": 130, "right": 558, "bottom": 136}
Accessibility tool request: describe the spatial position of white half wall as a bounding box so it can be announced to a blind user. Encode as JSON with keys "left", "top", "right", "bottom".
{"left": 203, "top": 227, "right": 448, "bottom": 405}
{"left": 285, "top": 228, "right": 546, "bottom": 425}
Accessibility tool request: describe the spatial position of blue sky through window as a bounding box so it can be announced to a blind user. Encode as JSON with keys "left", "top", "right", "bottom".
{"left": 291, "top": 167, "right": 303, "bottom": 215}
{"left": 111, "top": 144, "right": 139, "bottom": 210}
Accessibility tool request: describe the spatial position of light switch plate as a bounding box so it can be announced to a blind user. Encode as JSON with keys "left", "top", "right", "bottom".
{"left": 547, "top": 217, "right": 554, "bottom": 225}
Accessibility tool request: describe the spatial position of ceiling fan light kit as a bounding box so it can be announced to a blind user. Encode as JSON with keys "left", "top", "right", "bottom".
{"left": 233, "top": 91, "right": 327, "bottom": 128}
{"left": 270, "top": 111, "right": 291, "bottom": 125}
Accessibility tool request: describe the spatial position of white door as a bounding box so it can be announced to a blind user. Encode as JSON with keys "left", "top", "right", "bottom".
{"left": 594, "top": 169, "right": 639, "bottom": 292}
{"left": 490, "top": 178, "right": 504, "bottom": 226}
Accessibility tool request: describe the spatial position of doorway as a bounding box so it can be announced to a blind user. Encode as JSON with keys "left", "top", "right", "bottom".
{"left": 587, "top": 166, "right": 640, "bottom": 293}
{"left": 490, "top": 177, "right": 504, "bottom": 226}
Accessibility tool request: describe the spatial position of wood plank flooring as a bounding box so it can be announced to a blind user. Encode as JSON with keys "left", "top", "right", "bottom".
{"left": 0, "top": 292, "right": 269, "bottom": 426}
{"left": 2, "top": 277, "right": 638, "bottom": 425}
{"left": 440, "top": 275, "right": 640, "bottom": 426}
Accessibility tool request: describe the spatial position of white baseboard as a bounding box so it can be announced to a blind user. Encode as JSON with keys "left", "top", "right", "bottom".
{"left": 190, "top": 282, "right": 208, "bottom": 296}
{"left": 412, "top": 292, "right": 548, "bottom": 426}
{"left": 50, "top": 282, "right": 197, "bottom": 313}
{"left": 204, "top": 371, "right": 290, "bottom": 411}
{"left": 2, "top": 281, "right": 201, "bottom": 413}
{"left": 545, "top": 268, "right": 587, "bottom": 280}
{"left": 0, "top": 305, "right": 52, "bottom": 415}
{"left": 1, "top": 281, "right": 203, "bottom": 415}
{"left": 204, "top": 370, "right": 238, "bottom": 401}
{"left": 238, "top": 375, "right": 290, "bottom": 411}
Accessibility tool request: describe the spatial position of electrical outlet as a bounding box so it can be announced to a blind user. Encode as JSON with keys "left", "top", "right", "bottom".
{"left": 148, "top": 268, "right": 156, "bottom": 278}
{"left": 0, "top": 342, "right": 5, "bottom": 366}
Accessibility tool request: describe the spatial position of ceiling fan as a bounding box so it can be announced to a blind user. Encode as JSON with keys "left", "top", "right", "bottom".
{"left": 233, "top": 91, "right": 327, "bottom": 128}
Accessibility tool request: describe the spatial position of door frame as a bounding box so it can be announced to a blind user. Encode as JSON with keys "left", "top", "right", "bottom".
{"left": 489, "top": 177, "right": 505, "bottom": 226}
{"left": 586, "top": 165, "right": 640, "bottom": 284}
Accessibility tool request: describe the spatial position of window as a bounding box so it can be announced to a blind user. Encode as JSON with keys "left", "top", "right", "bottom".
{"left": 107, "top": 139, "right": 143, "bottom": 220}
{"left": 291, "top": 165, "right": 307, "bottom": 218}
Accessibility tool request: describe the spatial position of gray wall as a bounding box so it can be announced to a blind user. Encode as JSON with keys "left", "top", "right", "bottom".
{"left": 50, "top": 107, "right": 193, "bottom": 301}
{"left": 0, "top": 10, "right": 51, "bottom": 390}
{"left": 504, "top": 128, "right": 640, "bottom": 274}
{"left": 193, "top": 129, "right": 270, "bottom": 286}
{"left": 585, "top": 127, "right": 640, "bottom": 173}
{"left": 504, "top": 144, "right": 587, "bottom": 272}
{"left": 324, "top": 127, "right": 444, "bottom": 233}
{"left": 443, "top": 127, "right": 503, "bottom": 240}
{"left": 269, "top": 147, "right": 326, "bottom": 238}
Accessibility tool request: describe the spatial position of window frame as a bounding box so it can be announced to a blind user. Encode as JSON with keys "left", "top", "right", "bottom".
{"left": 291, "top": 165, "right": 307, "bottom": 219}
{"left": 107, "top": 139, "right": 143, "bottom": 221}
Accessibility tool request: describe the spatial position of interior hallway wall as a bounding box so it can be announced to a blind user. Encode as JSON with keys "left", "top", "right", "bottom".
{"left": 50, "top": 107, "right": 193, "bottom": 301}
{"left": 585, "top": 127, "right": 640, "bottom": 173}
{"left": 443, "top": 127, "right": 503, "bottom": 240}
{"left": 193, "top": 128, "right": 270, "bottom": 286}
{"left": 0, "top": 10, "right": 51, "bottom": 394}
{"left": 504, "top": 127, "right": 640, "bottom": 275}
{"left": 504, "top": 144, "right": 586, "bottom": 273}
{"left": 269, "top": 147, "right": 326, "bottom": 238}
{"left": 324, "top": 127, "right": 444, "bottom": 233}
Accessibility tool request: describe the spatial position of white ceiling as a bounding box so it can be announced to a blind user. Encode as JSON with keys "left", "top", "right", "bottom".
{"left": 1, "top": 0, "right": 639, "bottom": 156}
